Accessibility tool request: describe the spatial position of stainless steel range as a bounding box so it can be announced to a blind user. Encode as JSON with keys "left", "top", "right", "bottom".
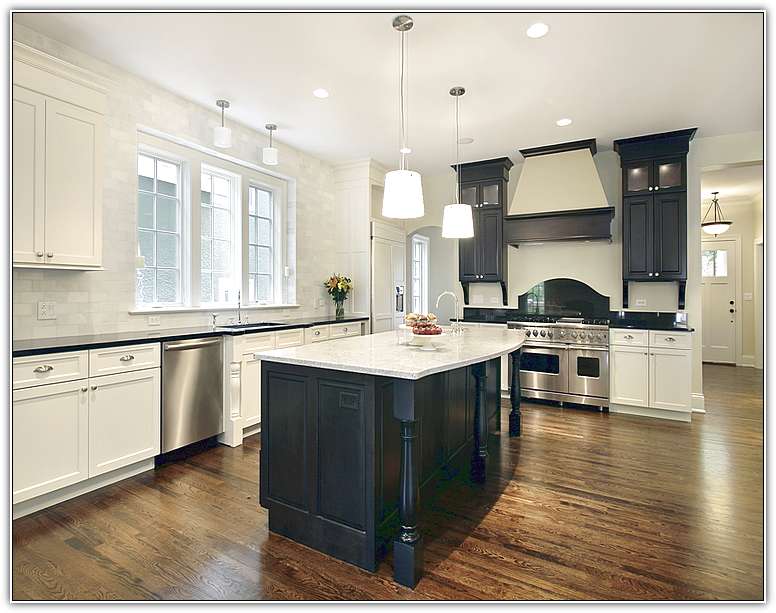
{"left": 508, "top": 316, "right": 610, "bottom": 409}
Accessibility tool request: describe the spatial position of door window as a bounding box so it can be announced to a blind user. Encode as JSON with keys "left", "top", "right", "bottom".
{"left": 702, "top": 249, "right": 728, "bottom": 277}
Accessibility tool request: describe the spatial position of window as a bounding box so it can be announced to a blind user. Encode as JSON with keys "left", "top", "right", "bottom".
{"left": 248, "top": 186, "right": 274, "bottom": 303}
{"left": 411, "top": 235, "right": 429, "bottom": 314}
{"left": 136, "top": 154, "right": 182, "bottom": 305}
{"left": 200, "top": 168, "right": 238, "bottom": 304}
{"left": 702, "top": 249, "right": 728, "bottom": 278}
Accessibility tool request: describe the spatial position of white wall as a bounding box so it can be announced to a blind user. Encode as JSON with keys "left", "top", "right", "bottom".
{"left": 12, "top": 24, "right": 340, "bottom": 340}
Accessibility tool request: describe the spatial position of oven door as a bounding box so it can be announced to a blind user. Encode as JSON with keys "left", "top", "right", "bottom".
{"left": 567, "top": 346, "right": 609, "bottom": 399}
{"left": 519, "top": 344, "right": 568, "bottom": 393}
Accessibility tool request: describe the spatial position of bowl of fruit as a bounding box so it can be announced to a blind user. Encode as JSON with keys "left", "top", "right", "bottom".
{"left": 403, "top": 313, "right": 445, "bottom": 350}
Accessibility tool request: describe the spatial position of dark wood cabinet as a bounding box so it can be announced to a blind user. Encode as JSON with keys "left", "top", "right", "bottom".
{"left": 614, "top": 128, "right": 696, "bottom": 309}
{"left": 453, "top": 158, "right": 513, "bottom": 305}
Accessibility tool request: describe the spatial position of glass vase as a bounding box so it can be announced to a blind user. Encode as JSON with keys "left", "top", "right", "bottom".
{"left": 335, "top": 299, "right": 345, "bottom": 320}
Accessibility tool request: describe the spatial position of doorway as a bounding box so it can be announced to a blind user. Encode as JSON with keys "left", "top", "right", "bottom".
{"left": 701, "top": 238, "right": 738, "bottom": 364}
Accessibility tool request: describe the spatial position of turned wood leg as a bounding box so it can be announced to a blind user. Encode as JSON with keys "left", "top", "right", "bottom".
{"left": 471, "top": 362, "right": 488, "bottom": 483}
{"left": 509, "top": 349, "right": 522, "bottom": 437}
{"left": 394, "top": 418, "right": 423, "bottom": 588}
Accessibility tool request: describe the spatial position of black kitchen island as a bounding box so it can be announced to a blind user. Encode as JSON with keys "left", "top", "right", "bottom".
{"left": 255, "top": 328, "right": 525, "bottom": 588}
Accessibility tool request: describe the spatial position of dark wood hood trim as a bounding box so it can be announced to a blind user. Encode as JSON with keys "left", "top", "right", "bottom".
{"left": 519, "top": 138, "right": 597, "bottom": 159}
{"left": 503, "top": 206, "right": 615, "bottom": 244}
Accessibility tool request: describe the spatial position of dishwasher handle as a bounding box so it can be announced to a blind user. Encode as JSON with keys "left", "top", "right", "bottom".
{"left": 164, "top": 338, "right": 222, "bottom": 351}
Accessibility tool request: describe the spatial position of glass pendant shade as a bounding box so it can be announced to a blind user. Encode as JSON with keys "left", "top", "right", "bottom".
{"left": 702, "top": 221, "right": 732, "bottom": 236}
{"left": 213, "top": 125, "right": 232, "bottom": 149}
{"left": 442, "top": 203, "right": 474, "bottom": 238}
{"left": 262, "top": 146, "right": 279, "bottom": 166}
{"left": 382, "top": 169, "right": 424, "bottom": 219}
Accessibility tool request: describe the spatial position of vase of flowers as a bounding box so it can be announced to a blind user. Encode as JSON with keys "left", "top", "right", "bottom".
{"left": 324, "top": 274, "right": 353, "bottom": 320}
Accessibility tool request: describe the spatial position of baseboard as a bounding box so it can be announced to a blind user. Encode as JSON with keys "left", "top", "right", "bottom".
{"left": 609, "top": 403, "right": 692, "bottom": 423}
{"left": 692, "top": 393, "right": 706, "bottom": 412}
{"left": 243, "top": 423, "right": 261, "bottom": 438}
{"left": 12, "top": 458, "right": 155, "bottom": 520}
{"left": 739, "top": 355, "right": 756, "bottom": 368}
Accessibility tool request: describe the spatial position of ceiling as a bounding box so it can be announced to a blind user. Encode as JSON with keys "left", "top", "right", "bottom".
{"left": 701, "top": 163, "right": 763, "bottom": 202}
{"left": 13, "top": 12, "right": 764, "bottom": 174}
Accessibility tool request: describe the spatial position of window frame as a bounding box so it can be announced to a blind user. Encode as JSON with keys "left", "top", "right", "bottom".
{"left": 411, "top": 234, "right": 429, "bottom": 314}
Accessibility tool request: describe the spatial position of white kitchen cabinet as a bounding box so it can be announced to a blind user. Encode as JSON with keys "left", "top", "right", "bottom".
{"left": 610, "top": 345, "right": 650, "bottom": 407}
{"left": 240, "top": 333, "right": 278, "bottom": 428}
{"left": 649, "top": 348, "right": 692, "bottom": 412}
{"left": 12, "top": 350, "right": 89, "bottom": 390}
{"left": 12, "top": 380, "right": 89, "bottom": 504}
{"left": 88, "top": 368, "right": 161, "bottom": 477}
{"left": 12, "top": 43, "right": 106, "bottom": 270}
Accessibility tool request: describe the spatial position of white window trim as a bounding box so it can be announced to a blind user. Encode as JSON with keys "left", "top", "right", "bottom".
{"left": 134, "top": 130, "right": 294, "bottom": 313}
{"left": 411, "top": 234, "right": 429, "bottom": 314}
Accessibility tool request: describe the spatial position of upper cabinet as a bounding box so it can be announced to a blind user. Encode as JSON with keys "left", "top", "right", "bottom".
{"left": 614, "top": 128, "right": 696, "bottom": 309}
{"left": 454, "top": 158, "right": 513, "bottom": 305}
{"left": 12, "top": 43, "right": 107, "bottom": 270}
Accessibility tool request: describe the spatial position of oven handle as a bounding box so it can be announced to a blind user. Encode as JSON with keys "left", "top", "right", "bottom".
{"left": 522, "top": 343, "right": 568, "bottom": 350}
{"left": 567, "top": 345, "right": 609, "bottom": 352}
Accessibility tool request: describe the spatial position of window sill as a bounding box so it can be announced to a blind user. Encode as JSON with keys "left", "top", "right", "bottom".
{"left": 129, "top": 304, "right": 302, "bottom": 315}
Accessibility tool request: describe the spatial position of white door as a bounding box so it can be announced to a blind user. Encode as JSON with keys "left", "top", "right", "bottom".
{"left": 649, "top": 348, "right": 692, "bottom": 412}
{"left": 610, "top": 345, "right": 650, "bottom": 407}
{"left": 12, "top": 380, "right": 89, "bottom": 503}
{"left": 371, "top": 236, "right": 406, "bottom": 333}
{"left": 701, "top": 239, "right": 737, "bottom": 363}
{"left": 89, "top": 369, "right": 160, "bottom": 477}
{"left": 44, "top": 98, "right": 103, "bottom": 267}
{"left": 12, "top": 85, "right": 46, "bottom": 265}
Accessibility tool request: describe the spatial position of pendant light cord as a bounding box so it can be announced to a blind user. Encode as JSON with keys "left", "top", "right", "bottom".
{"left": 455, "top": 93, "right": 461, "bottom": 204}
{"left": 400, "top": 30, "right": 406, "bottom": 170}
{"left": 221, "top": 105, "right": 225, "bottom": 128}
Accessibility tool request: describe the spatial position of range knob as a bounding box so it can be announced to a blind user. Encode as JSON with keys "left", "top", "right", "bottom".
{"left": 579, "top": 331, "right": 587, "bottom": 339}
{"left": 532, "top": 329, "right": 539, "bottom": 337}
{"left": 547, "top": 330, "right": 553, "bottom": 338}
{"left": 559, "top": 330, "right": 566, "bottom": 338}
{"left": 571, "top": 331, "right": 578, "bottom": 339}
{"left": 540, "top": 330, "right": 546, "bottom": 337}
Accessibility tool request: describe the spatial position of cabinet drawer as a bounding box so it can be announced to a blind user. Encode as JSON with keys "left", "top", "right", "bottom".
{"left": 89, "top": 343, "right": 160, "bottom": 377}
{"left": 650, "top": 330, "right": 692, "bottom": 350}
{"left": 610, "top": 329, "right": 648, "bottom": 347}
{"left": 276, "top": 328, "right": 305, "bottom": 348}
{"left": 306, "top": 325, "right": 331, "bottom": 343}
{"left": 13, "top": 351, "right": 88, "bottom": 389}
{"left": 330, "top": 322, "right": 361, "bottom": 339}
{"left": 243, "top": 332, "right": 277, "bottom": 353}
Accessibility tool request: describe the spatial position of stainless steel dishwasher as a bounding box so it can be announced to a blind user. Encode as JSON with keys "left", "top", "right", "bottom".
{"left": 162, "top": 336, "right": 223, "bottom": 452}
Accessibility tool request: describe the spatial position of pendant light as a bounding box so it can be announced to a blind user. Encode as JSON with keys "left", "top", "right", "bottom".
{"left": 442, "top": 87, "right": 474, "bottom": 239}
{"left": 213, "top": 99, "right": 232, "bottom": 148}
{"left": 382, "top": 15, "right": 424, "bottom": 219}
{"left": 262, "top": 123, "right": 279, "bottom": 166}
{"left": 702, "top": 191, "right": 733, "bottom": 236}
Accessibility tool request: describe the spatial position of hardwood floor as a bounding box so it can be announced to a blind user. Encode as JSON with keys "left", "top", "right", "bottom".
{"left": 12, "top": 364, "right": 763, "bottom": 601}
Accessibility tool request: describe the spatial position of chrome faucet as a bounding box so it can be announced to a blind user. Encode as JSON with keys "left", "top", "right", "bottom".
{"left": 436, "top": 291, "right": 462, "bottom": 335}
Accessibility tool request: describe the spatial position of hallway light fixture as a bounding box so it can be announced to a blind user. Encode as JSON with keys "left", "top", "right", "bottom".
{"left": 702, "top": 191, "right": 733, "bottom": 236}
{"left": 382, "top": 15, "right": 425, "bottom": 219}
{"left": 262, "top": 124, "right": 279, "bottom": 166}
{"left": 442, "top": 87, "right": 474, "bottom": 239}
{"left": 213, "top": 99, "right": 232, "bottom": 148}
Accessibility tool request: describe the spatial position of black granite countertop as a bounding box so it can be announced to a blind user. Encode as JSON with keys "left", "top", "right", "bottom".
{"left": 12, "top": 315, "right": 370, "bottom": 357}
{"left": 608, "top": 320, "right": 694, "bottom": 332}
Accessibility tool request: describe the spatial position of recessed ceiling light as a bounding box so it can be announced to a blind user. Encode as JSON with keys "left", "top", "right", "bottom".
{"left": 526, "top": 23, "right": 549, "bottom": 39}
{"left": 312, "top": 88, "right": 329, "bottom": 99}
{"left": 400, "top": 147, "right": 412, "bottom": 154}
{"left": 556, "top": 117, "right": 573, "bottom": 127}
{"left": 458, "top": 137, "right": 474, "bottom": 144}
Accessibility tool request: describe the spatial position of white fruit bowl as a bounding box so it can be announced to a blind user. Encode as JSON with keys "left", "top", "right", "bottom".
{"left": 409, "top": 330, "right": 446, "bottom": 351}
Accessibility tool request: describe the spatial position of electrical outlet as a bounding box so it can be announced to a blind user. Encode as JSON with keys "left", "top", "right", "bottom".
{"left": 37, "top": 301, "right": 56, "bottom": 320}
{"left": 147, "top": 315, "right": 161, "bottom": 326}
{"left": 634, "top": 299, "right": 647, "bottom": 307}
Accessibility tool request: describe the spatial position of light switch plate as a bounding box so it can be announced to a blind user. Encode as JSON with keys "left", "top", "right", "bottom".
{"left": 634, "top": 299, "right": 647, "bottom": 307}
{"left": 147, "top": 315, "right": 161, "bottom": 326}
{"left": 37, "top": 301, "right": 56, "bottom": 320}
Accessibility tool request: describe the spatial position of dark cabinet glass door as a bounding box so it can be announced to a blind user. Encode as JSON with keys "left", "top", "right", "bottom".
{"left": 460, "top": 183, "right": 478, "bottom": 208}
{"left": 622, "top": 195, "right": 653, "bottom": 279}
{"left": 653, "top": 156, "right": 685, "bottom": 192}
{"left": 623, "top": 161, "right": 652, "bottom": 195}
{"left": 479, "top": 181, "right": 502, "bottom": 209}
{"left": 653, "top": 192, "right": 686, "bottom": 279}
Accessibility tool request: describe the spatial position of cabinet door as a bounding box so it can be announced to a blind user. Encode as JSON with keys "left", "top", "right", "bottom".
{"left": 653, "top": 156, "right": 685, "bottom": 192}
{"left": 653, "top": 191, "right": 686, "bottom": 280}
{"left": 479, "top": 180, "right": 503, "bottom": 209}
{"left": 44, "top": 98, "right": 103, "bottom": 268}
{"left": 622, "top": 195, "right": 653, "bottom": 279}
{"left": 649, "top": 348, "right": 691, "bottom": 412}
{"left": 458, "top": 185, "right": 478, "bottom": 281}
{"left": 478, "top": 208, "right": 502, "bottom": 280}
{"left": 12, "top": 380, "right": 88, "bottom": 503}
{"left": 12, "top": 86, "right": 46, "bottom": 265}
{"left": 622, "top": 160, "right": 653, "bottom": 195}
{"left": 241, "top": 354, "right": 261, "bottom": 426}
{"left": 610, "top": 345, "right": 649, "bottom": 407}
{"left": 89, "top": 369, "right": 160, "bottom": 477}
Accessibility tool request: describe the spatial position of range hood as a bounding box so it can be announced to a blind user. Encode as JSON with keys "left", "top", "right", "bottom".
{"left": 504, "top": 139, "right": 614, "bottom": 244}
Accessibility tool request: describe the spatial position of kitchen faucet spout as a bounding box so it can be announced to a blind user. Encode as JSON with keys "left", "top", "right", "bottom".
{"left": 435, "top": 291, "right": 462, "bottom": 335}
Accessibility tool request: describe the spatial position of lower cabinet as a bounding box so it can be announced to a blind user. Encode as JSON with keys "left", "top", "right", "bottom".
{"left": 610, "top": 345, "right": 650, "bottom": 407}
{"left": 89, "top": 368, "right": 160, "bottom": 477}
{"left": 12, "top": 380, "right": 89, "bottom": 504}
{"left": 649, "top": 348, "right": 692, "bottom": 412}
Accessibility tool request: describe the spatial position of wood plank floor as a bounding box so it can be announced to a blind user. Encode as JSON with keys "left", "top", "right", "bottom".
{"left": 12, "top": 363, "right": 763, "bottom": 601}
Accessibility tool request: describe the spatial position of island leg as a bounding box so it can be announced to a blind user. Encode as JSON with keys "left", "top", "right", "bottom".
{"left": 471, "top": 362, "right": 488, "bottom": 483}
{"left": 393, "top": 380, "right": 423, "bottom": 588}
{"left": 509, "top": 349, "right": 522, "bottom": 437}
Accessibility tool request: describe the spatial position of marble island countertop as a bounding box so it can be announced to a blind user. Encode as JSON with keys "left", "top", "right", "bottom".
{"left": 254, "top": 327, "right": 525, "bottom": 380}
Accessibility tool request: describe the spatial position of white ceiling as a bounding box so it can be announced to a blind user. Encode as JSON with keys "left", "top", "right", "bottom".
{"left": 14, "top": 12, "right": 763, "bottom": 174}
{"left": 701, "top": 163, "right": 763, "bottom": 202}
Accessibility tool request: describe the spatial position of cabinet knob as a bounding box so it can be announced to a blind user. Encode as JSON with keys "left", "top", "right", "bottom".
{"left": 91, "top": 385, "right": 98, "bottom": 391}
{"left": 36, "top": 251, "right": 43, "bottom": 257}
{"left": 655, "top": 272, "right": 660, "bottom": 277}
{"left": 648, "top": 186, "right": 653, "bottom": 191}
{"left": 655, "top": 186, "right": 660, "bottom": 190}
{"left": 33, "top": 364, "right": 53, "bottom": 373}
{"left": 666, "top": 337, "right": 676, "bottom": 342}
{"left": 343, "top": 327, "right": 348, "bottom": 333}
{"left": 119, "top": 354, "right": 135, "bottom": 362}
{"left": 81, "top": 387, "right": 88, "bottom": 392}
{"left": 46, "top": 252, "right": 53, "bottom": 258}
{"left": 648, "top": 272, "right": 654, "bottom": 277}
{"left": 314, "top": 330, "right": 320, "bottom": 336}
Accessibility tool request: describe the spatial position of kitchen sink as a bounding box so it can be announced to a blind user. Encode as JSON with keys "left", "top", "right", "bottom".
{"left": 216, "top": 322, "right": 284, "bottom": 330}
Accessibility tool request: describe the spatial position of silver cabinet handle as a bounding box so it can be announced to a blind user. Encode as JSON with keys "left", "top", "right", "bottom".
{"left": 81, "top": 387, "right": 88, "bottom": 392}
{"left": 164, "top": 339, "right": 221, "bottom": 351}
{"left": 666, "top": 337, "right": 676, "bottom": 342}
{"left": 32, "top": 365, "right": 53, "bottom": 373}
{"left": 36, "top": 251, "right": 43, "bottom": 257}
{"left": 624, "top": 334, "right": 634, "bottom": 340}
{"left": 343, "top": 327, "right": 348, "bottom": 332}
{"left": 648, "top": 186, "right": 653, "bottom": 191}
{"left": 91, "top": 385, "right": 98, "bottom": 391}
{"left": 119, "top": 354, "right": 135, "bottom": 362}
{"left": 46, "top": 252, "right": 53, "bottom": 258}
{"left": 314, "top": 330, "right": 321, "bottom": 336}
